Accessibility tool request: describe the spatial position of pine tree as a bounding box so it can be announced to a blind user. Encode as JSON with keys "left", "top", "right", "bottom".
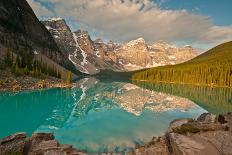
{"left": 15, "top": 62, "right": 20, "bottom": 76}
{"left": 4, "top": 43, "right": 12, "bottom": 66}
{"left": 0, "top": 61, "right": 5, "bottom": 69}
{"left": 24, "top": 65, "right": 29, "bottom": 75}
{"left": 66, "top": 71, "right": 72, "bottom": 85}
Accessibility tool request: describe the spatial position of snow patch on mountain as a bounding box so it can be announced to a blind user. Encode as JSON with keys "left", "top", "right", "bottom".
{"left": 48, "top": 17, "right": 63, "bottom": 22}
{"left": 126, "top": 38, "right": 145, "bottom": 47}
{"left": 72, "top": 33, "right": 88, "bottom": 66}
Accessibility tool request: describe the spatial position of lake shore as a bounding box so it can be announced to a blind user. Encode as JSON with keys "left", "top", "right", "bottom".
{"left": 0, "top": 69, "right": 74, "bottom": 92}
{"left": 0, "top": 112, "right": 231, "bottom": 155}
{"left": 132, "top": 79, "right": 232, "bottom": 89}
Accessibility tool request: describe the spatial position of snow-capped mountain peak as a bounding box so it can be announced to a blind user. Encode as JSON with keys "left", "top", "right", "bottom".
{"left": 42, "top": 18, "right": 199, "bottom": 74}
{"left": 126, "top": 37, "right": 145, "bottom": 47}
{"left": 47, "top": 17, "right": 63, "bottom": 22}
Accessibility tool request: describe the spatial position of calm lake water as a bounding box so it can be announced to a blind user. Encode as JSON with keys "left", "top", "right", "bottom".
{"left": 0, "top": 78, "right": 232, "bottom": 154}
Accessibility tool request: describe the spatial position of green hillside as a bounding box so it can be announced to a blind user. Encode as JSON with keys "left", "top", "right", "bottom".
{"left": 132, "top": 41, "right": 232, "bottom": 87}
{"left": 187, "top": 41, "right": 232, "bottom": 64}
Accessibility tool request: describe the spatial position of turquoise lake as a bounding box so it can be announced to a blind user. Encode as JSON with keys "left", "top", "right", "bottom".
{"left": 0, "top": 77, "right": 232, "bottom": 154}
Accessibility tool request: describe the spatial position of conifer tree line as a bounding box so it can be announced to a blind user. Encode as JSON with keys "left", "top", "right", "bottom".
{"left": 132, "top": 41, "right": 232, "bottom": 88}
{"left": 132, "top": 61, "right": 232, "bottom": 88}
{"left": 0, "top": 41, "right": 63, "bottom": 79}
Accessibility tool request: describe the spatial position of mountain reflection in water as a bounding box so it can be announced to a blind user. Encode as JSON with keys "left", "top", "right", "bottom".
{"left": 1, "top": 77, "right": 231, "bottom": 153}
{"left": 35, "top": 78, "right": 205, "bottom": 153}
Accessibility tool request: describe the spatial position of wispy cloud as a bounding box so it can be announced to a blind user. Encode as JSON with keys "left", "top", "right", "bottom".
{"left": 27, "top": 0, "right": 232, "bottom": 50}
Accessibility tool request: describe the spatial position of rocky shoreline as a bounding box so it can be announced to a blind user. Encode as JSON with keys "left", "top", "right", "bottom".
{"left": 0, "top": 112, "right": 231, "bottom": 155}
{"left": 0, "top": 70, "right": 74, "bottom": 92}
{"left": 129, "top": 112, "right": 232, "bottom": 155}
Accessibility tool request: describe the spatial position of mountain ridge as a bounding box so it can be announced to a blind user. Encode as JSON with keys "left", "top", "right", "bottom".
{"left": 42, "top": 17, "right": 199, "bottom": 75}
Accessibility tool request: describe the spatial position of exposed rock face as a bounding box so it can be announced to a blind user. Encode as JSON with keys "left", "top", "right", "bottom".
{"left": 42, "top": 19, "right": 122, "bottom": 74}
{"left": 42, "top": 19, "right": 99, "bottom": 74}
{"left": 116, "top": 38, "right": 152, "bottom": 69}
{"left": 43, "top": 18, "right": 199, "bottom": 74}
{"left": 42, "top": 18, "right": 75, "bottom": 57}
{"left": 115, "top": 39, "right": 199, "bottom": 71}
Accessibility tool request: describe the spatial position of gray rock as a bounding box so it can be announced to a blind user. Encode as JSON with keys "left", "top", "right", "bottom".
{"left": 197, "top": 113, "right": 216, "bottom": 123}
{"left": 30, "top": 140, "right": 60, "bottom": 155}
{"left": 127, "top": 137, "right": 168, "bottom": 155}
{"left": 167, "top": 118, "right": 192, "bottom": 132}
{"left": 167, "top": 132, "right": 220, "bottom": 155}
{"left": 0, "top": 132, "right": 26, "bottom": 155}
{"left": 44, "top": 150, "right": 66, "bottom": 155}
{"left": 27, "top": 133, "right": 55, "bottom": 154}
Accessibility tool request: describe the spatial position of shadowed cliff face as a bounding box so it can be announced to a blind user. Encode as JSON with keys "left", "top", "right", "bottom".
{"left": 0, "top": 0, "right": 57, "bottom": 49}
{"left": 0, "top": 0, "right": 75, "bottom": 71}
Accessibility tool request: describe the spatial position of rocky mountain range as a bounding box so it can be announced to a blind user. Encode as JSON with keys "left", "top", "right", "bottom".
{"left": 42, "top": 18, "right": 199, "bottom": 75}
{"left": 0, "top": 0, "right": 199, "bottom": 77}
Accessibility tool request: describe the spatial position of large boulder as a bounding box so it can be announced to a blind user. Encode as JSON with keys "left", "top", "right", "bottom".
{"left": 167, "top": 132, "right": 220, "bottom": 155}
{"left": 0, "top": 132, "right": 88, "bottom": 155}
{"left": 165, "top": 113, "right": 232, "bottom": 155}
{"left": 29, "top": 133, "right": 54, "bottom": 150}
{"left": 126, "top": 137, "right": 168, "bottom": 155}
{"left": 167, "top": 118, "right": 192, "bottom": 133}
{"left": 29, "top": 140, "right": 59, "bottom": 155}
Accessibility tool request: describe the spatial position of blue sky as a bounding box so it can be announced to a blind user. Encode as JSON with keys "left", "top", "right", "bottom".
{"left": 156, "top": 0, "right": 232, "bottom": 26}
{"left": 27, "top": 0, "right": 232, "bottom": 51}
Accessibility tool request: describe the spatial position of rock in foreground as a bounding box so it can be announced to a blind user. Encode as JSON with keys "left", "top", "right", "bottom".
{"left": 0, "top": 132, "right": 86, "bottom": 155}
{"left": 128, "top": 112, "right": 232, "bottom": 155}
{"left": 1, "top": 113, "right": 232, "bottom": 155}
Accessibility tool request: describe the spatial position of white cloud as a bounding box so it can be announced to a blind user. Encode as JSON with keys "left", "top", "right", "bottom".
{"left": 27, "top": 0, "right": 232, "bottom": 49}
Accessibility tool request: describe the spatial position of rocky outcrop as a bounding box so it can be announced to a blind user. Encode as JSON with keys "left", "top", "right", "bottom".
{"left": 0, "top": 113, "right": 231, "bottom": 155}
{"left": 0, "top": 132, "right": 26, "bottom": 155}
{"left": 0, "top": 132, "right": 87, "bottom": 155}
{"left": 128, "top": 112, "right": 232, "bottom": 155}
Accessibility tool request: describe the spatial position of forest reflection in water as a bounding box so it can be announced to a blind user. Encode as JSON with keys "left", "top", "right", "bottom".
{"left": 132, "top": 81, "right": 232, "bottom": 115}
